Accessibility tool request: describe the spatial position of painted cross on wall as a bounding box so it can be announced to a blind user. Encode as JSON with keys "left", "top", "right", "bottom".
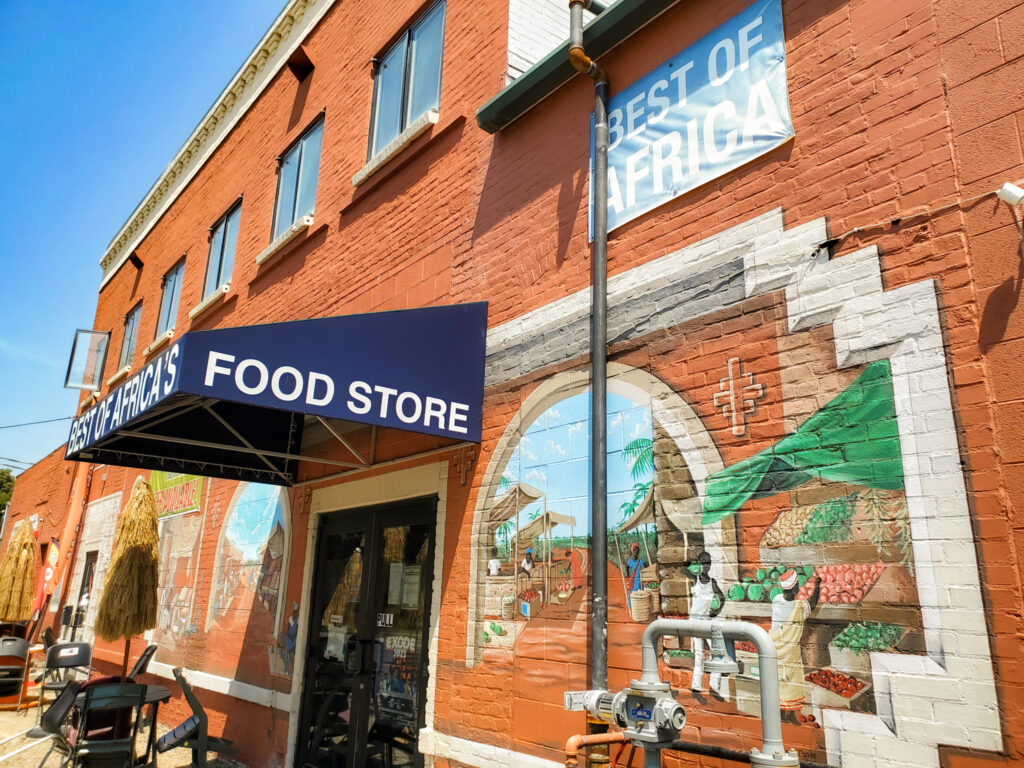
{"left": 714, "top": 358, "right": 766, "bottom": 437}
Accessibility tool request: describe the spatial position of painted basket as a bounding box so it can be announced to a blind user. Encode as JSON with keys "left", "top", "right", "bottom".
{"left": 630, "top": 590, "right": 653, "bottom": 622}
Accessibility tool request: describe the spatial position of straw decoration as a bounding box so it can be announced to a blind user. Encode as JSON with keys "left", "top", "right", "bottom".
{"left": 383, "top": 527, "right": 406, "bottom": 563}
{"left": 94, "top": 479, "right": 160, "bottom": 642}
{"left": 0, "top": 521, "right": 37, "bottom": 622}
{"left": 323, "top": 548, "right": 362, "bottom": 628}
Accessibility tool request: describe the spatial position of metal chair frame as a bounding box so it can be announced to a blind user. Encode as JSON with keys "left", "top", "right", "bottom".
{"left": 35, "top": 643, "right": 92, "bottom": 725}
{"left": 68, "top": 682, "right": 147, "bottom": 768}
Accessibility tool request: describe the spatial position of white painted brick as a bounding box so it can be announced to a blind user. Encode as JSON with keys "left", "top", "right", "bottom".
{"left": 889, "top": 674, "right": 961, "bottom": 701}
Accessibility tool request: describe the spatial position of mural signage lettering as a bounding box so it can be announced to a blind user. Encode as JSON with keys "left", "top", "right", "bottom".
{"left": 65, "top": 341, "right": 181, "bottom": 455}
{"left": 591, "top": 0, "right": 792, "bottom": 234}
{"left": 150, "top": 471, "right": 205, "bottom": 517}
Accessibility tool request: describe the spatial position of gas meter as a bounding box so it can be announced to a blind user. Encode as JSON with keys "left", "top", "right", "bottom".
{"left": 564, "top": 679, "right": 686, "bottom": 746}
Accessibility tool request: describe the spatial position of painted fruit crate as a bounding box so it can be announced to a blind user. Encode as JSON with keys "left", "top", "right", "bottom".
{"left": 808, "top": 668, "right": 870, "bottom": 710}
{"left": 734, "top": 674, "right": 762, "bottom": 718}
{"left": 520, "top": 597, "right": 540, "bottom": 619}
{"left": 827, "top": 642, "right": 871, "bottom": 675}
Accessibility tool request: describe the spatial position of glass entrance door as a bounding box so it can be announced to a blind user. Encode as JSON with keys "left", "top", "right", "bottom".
{"left": 297, "top": 498, "right": 436, "bottom": 768}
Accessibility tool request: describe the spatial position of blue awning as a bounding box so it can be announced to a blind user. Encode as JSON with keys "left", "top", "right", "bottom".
{"left": 65, "top": 303, "right": 487, "bottom": 485}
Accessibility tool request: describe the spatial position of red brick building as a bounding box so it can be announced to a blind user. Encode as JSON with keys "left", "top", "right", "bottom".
{"left": 12, "top": 0, "right": 1024, "bottom": 766}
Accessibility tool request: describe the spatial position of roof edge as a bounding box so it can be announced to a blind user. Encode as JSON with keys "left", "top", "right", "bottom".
{"left": 476, "top": 0, "right": 681, "bottom": 134}
{"left": 99, "top": 0, "right": 338, "bottom": 288}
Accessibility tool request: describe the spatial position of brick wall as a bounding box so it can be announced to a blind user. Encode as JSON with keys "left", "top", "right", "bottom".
{"left": 54, "top": 0, "right": 1024, "bottom": 766}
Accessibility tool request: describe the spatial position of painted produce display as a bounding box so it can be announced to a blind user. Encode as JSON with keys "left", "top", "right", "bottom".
{"left": 806, "top": 668, "right": 866, "bottom": 698}
{"left": 833, "top": 621, "right": 904, "bottom": 654}
{"left": 796, "top": 562, "right": 885, "bottom": 603}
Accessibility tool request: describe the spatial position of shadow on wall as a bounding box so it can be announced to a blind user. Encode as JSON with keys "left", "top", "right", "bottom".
{"left": 978, "top": 212, "right": 1024, "bottom": 352}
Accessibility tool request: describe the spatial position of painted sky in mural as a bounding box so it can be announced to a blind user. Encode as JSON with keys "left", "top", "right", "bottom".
{"left": 500, "top": 391, "right": 654, "bottom": 542}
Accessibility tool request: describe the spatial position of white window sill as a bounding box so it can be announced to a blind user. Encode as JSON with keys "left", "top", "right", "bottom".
{"left": 106, "top": 365, "right": 131, "bottom": 387}
{"left": 189, "top": 284, "right": 231, "bottom": 320}
{"left": 256, "top": 214, "right": 314, "bottom": 266}
{"left": 143, "top": 330, "right": 174, "bottom": 357}
{"left": 353, "top": 109, "right": 440, "bottom": 187}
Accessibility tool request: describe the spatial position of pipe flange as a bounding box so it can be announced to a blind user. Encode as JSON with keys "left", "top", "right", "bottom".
{"left": 749, "top": 747, "right": 800, "bottom": 767}
{"left": 628, "top": 679, "right": 670, "bottom": 694}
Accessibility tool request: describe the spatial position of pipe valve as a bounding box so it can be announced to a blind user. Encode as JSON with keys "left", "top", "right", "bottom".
{"left": 565, "top": 681, "right": 686, "bottom": 745}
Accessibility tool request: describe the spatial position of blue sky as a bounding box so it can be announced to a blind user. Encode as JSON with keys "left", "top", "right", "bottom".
{"left": 0, "top": 0, "right": 286, "bottom": 474}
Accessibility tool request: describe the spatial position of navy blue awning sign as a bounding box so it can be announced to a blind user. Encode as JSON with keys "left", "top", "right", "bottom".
{"left": 66, "top": 303, "right": 487, "bottom": 484}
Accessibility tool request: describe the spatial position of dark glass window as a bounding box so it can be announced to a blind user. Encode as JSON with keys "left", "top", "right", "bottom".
{"left": 118, "top": 303, "right": 142, "bottom": 368}
{"left": 155, "top": 259, "right": 185, "bottom": 337}
{"left": 273, "top": 119, "right": 324, "bottom": 239}
{"left": 204, "top": 202, "right": 241, "bottom": 297}
{"left": 369, "top": 2, "right": 446, "bottom": 157}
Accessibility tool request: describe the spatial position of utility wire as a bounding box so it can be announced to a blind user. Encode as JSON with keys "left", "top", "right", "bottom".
{"left": 0, "top": 416, "right": 73, "bottom": 431}
{"left": 0, "top": 456, "right": 32, "bottom": 466}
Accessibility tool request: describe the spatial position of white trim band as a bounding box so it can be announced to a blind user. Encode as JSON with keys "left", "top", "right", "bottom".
{"left": 256, "top": 215, "right": 314, "bottom": 266}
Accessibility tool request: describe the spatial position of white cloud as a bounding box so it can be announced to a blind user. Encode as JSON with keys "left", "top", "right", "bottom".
{"left": 526, "top": 468, "right": 547, "bottom": 484}
{"left": 568, "top": 421, "right": 585, "bottom": 435}
{"left": 609, "top": 411, "right": 625, "bottom": 428}
{"left": 546, "top": 440, "right": 568, "bottom": 458}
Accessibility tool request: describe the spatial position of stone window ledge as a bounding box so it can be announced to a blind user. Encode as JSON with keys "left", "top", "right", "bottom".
{"left": 189, "top": 283, "right": 231, "bottom": 320}
{"left": 256, "top": 214, "right": 314, "bottom": 266}
{"left": 353, "top": 110, "right": 440, "bottom": 187}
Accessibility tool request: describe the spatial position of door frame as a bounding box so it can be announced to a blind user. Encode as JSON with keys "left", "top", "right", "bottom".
{"left": 286, "top": 462, "right": 451, "bottom": 768}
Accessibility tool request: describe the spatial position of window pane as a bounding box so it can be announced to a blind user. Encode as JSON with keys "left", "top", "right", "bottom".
{"left": 295, "top": 123, "right": 323, "bottom": 219}
{"left": 371, "top": 37, "right": 408, "bottom": 156}
{"left": 407, "top": 3, "right": 445, "bottom": 124}
{"left": 204, "top": 221, "right": 225, "bottom": 298}
{"left": 274, "top": 145, "right": 301, "bottom": 238}
{"left": 120, "top": 306, "right": 140, "bottom": 367}
{"left": 157, "top": 263, "right": 183, "bottom": 336}
{"left": 219, "top": 205, "right": 241, "bottom": 287}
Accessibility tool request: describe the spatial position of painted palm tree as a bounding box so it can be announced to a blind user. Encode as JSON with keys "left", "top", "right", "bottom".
{"left": 622, "top": 437, "right": 654, "bottom": 482}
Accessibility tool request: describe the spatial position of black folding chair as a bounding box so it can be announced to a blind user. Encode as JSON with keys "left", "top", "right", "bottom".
{"left": 0, "top": 637, "right": 30, "bottom": 710}
{"left": 24, "top": 679, "right": 82, "bottom": 768}
{"left": 155, "top": 668, "right": 236, "bottom": 768}
{"left": 127, "top": 645, "right": 157, "bottom": 680}
{"left": 68, "top": 682, "right": 147, "bottom": 768}
{"left": 35, "top": 643, "right": 92, "bottom": 724}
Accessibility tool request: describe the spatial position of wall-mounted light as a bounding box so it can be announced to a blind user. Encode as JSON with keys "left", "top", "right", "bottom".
{"left": 997, "top": 182, "right": 1024, "bottom": 206}
{"left": 128, "top": 253, "right": 144, "bottom": 270}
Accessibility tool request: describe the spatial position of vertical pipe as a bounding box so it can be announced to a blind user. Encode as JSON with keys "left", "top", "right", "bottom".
{"left": 591, "top": 77, "right": 609, "bottom": 692}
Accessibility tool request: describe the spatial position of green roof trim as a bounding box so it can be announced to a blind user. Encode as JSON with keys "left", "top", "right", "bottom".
{"left": 476, "top": 0, "right": 682, "bottom": 134}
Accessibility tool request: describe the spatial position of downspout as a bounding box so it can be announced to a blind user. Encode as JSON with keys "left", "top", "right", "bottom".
{"left": 569, "top": 0, "right": 609, "bottom": 698}
{"left": 53, "top": 462, "right": 93, "bottom": 633}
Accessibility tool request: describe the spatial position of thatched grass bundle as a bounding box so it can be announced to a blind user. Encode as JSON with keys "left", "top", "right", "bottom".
{"left": 323, "top": 548, "right": 362, "bottom": 628}
{"left": 94, "top": 479, "right": 160, "bottom": 642}
{"left": 383, "top": 527, "right": 406, "bottom": 563}
{"left": 0, "top": 521, "right": 37, "bottom": 622}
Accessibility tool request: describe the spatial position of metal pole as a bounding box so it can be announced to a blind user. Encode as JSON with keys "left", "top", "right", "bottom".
{"left": 590, "top": 77, "right": 609, "bottom": 693}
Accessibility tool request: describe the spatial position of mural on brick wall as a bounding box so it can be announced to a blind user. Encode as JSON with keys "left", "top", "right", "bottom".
{"left": 206, "top": 482, "right": 294, "bottom": 682}
{"left": 467, "top": 210, "right": 1000, "bottom": 766}
{"left": 480, "top": 390, "right": 656, "bottom": 647}
{"left": 153, "top": 472, "right": 205, "bottom": 658}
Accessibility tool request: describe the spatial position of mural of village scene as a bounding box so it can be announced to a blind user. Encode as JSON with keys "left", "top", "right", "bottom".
{"left": 152, "top": 472, "right": 204, "bottom": 661}
{"left": 478, "top": 358, "right": 925, "bottom": 733}
{"left": 480, "top": 390, "right": 658, "bottom": 644}
{"left": 205, "top": 482, "right": 295, "bottom": 682}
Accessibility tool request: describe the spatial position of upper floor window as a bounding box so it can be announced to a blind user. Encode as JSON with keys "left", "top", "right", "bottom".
{"left": 273, "top": 119, "right": 324, "bottom": 239}
{"left": 204, "top": 202, "right": 241, "bottom": 297}
{"left": 155, "top": 259, "right": 185, "bottom": 337}
{"left": 119, "top": 303, "right": 142, "bottom": 368}
{"left": 369, "top": 1, "right": 446, "bottom": 158}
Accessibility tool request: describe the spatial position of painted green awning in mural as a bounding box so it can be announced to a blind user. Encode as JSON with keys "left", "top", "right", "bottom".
{"left": 702, "top": 360, "right": 904, "bottom": 525}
